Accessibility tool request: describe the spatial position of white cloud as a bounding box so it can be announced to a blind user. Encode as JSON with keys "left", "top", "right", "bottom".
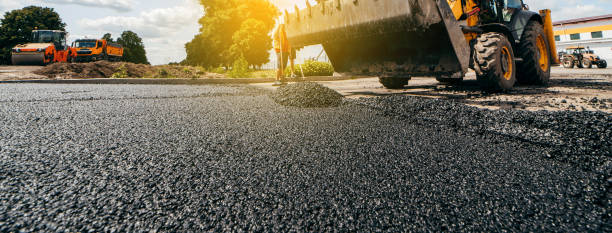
{"left": 524, "top": 0, "right": 611, "bottom": 21}
{"left": 555, "top": 5, "right": 607, "bottom": 21}
{"left": 46, "top": 0, "right": 134, "bottom": 12}
{"left": 0, "top": 0, "right": 25, "bottom": 16}
{"left": 79, "top": 1, "right": 201, "bottom": 38}
{"left": 78, "top": 0, "right": 203, "bottom": 64}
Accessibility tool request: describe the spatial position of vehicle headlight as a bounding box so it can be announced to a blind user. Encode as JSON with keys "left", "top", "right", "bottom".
{"left": 37, "top": 48, "right": 44, "bottom": 52}
{"left": 13, "top": 48, "right": 20, "bottom": 53}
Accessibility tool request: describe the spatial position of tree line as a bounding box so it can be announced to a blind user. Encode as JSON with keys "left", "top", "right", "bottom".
{"left": 0, "top": 6, "right": 148, "bottom": 64}
{"left": 184, "top": 0, "right": 279, "bottom": 68}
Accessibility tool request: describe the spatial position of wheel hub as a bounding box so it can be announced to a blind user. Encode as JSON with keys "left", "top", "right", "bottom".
{"left": 501, "top": 46, "right": 512, "bottom": 80}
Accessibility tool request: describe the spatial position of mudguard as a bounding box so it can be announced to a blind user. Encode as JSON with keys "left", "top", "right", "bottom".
{"left": 508, "top": 10, "right": 542, "bottom": 42}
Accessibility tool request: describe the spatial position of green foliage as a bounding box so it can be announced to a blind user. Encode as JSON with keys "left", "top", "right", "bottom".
{"left": 229, "top": 56, "right": 250, "bottom": 78}
{"left": 117, "top": 31, "right": 149, "bottom": 64}
{"left": 196, "top": 66, "right": 206, "bottom": 75}
{"left": 182, "top": 67, "right": 192, "bottom": 74}
{"left": 157, "top": 68, "right": 171, "bottom": 78}
{"left": 0, "top": 6, "right": 66, "bottom": 64}
{"left": 185, "top": 0, "right": 279, "bottom": 67}
{"left": 229, "top": 19, "right": 271, "bottom": 66}
{"left": 102, "top": 33, "right": 115, "bottom": 43}
{"left": 111, "top": 64, "right": 128, "bottom": 79}
{"left": 286, "top": 60, "right": 335, "bottom": 76}
{"left": 210, "top": 66, "right": 226, "bottom": 74}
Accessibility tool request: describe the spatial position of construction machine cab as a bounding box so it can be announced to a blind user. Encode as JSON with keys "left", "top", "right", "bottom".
{"left": 464, "top": 0, "right": 523, "bottom": 24}
{"left": 32, "top": 30, "right": 68, "bottom": 51}
{"left": 73, "top": 39, "right": 98, "bottom": 48}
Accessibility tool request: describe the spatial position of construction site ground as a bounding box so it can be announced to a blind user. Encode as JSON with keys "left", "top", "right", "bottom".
{"left": 254, "top": 67, "right": 612, "bottom": 113}
{"left": 2, "top": 64, "right": 611, "bottom": 113}
{"left": 1, "top": 65, "right": 610, "bottom": 231}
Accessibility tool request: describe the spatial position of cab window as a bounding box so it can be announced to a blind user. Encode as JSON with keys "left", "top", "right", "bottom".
{"left": 503, "top": 0, "right": 522, "bottom": 22}
{"left": 505, "top": 0, "right": 522, "bottom": 9}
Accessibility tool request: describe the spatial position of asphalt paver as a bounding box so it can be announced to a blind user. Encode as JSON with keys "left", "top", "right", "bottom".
{"left": 0, "top": 84, "right": 609, "bottom": 232}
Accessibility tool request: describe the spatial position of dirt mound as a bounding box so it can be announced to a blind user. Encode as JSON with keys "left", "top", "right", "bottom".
{"left": 32, "top": 61, "right": 227, "bottom": 79}
{"left": 271, "top": 82, "right": 344, "bottom": 108}
{"left": 34, "top": 61, "right": 154, "bottom": 79}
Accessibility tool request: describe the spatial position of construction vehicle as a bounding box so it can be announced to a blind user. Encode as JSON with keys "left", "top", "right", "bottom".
{"left": 561, "top": 46, "right": 607, "bottom": 69}
{"left": 283, "top": 0, "right": 559, "bottom": 90}
{"left": 11, "top": 30, "right": 76, "bottom": 65}
{"left": 72, "top": 39, "right": 124, "bottom": 62}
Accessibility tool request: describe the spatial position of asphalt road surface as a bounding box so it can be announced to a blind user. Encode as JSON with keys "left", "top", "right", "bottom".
{"left": 0, "top": 84, "right": 610, "bottom": 231}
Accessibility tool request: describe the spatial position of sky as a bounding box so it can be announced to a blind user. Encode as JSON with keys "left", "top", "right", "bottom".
{"left": 0, "top": 0, "right": 610, "bottom": 65}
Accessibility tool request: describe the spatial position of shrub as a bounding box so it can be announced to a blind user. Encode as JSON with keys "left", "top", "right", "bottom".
{"left": 182, "top": 67, "right": 192, "bottom": 74}
{"left": 157, "top": 68, "right": 171, "bottom": 78}
{"left": 196, "top": 66, "right": 206, "bottom": 75}
{"left": 286, "top": 60, "right": 334, "bottom": 77}
{"left": 229, "top": 56, "right": 250, "bottom": 78}
{"left": 210, "top": 66, "right": 226, "bottom": 74}
{"left": 111, "top": 64, "right": 128, "bottom": 79}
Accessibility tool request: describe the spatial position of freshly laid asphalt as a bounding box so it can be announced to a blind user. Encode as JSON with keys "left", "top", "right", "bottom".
{"left": 0, "top": 84, "right": 609, "bottom": 232}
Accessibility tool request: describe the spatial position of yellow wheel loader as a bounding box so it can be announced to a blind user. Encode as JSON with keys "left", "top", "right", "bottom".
{"left": 284, "top": 0, "right": 559, "bottom": 90}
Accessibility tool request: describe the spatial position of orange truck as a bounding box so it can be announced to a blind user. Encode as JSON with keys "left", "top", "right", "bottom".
{"left": 11, "top": 30, "right": 77, "bottom": 65}
{"left": 72, "top": 39, "right": 123, "bottom": 62}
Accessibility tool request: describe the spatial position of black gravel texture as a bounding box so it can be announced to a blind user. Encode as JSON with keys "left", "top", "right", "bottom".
{"left": 0, "top": 84, "right": 610, "bottom": 232}
{"left": 270, "top": 82, "right": 344, "bottom": 108}
{"left": 355, "top": 96, "right": 612, "bottom": 174}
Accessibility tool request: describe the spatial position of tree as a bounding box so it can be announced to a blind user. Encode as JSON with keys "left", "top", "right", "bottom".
{"left": 185, "top": 0, "right": 278, "bottom": 67}
{"left": 117, "top": 31, "right": 149, "bottom": 64}
{"left": 102, "top": 33, "right": 115, "bottom": 43}
{"left": 229, "top": 19, "right": 272, "bottom": 67}
{"left": 0, "top": 6, "right": 65, "bottom": 64}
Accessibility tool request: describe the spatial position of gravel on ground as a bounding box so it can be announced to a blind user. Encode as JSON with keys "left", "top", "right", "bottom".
{"left": 0, "top": 84, "right": 609, "bottom": 232}
{"left": 270, "top": 82, "right": 344, "bottom": 108}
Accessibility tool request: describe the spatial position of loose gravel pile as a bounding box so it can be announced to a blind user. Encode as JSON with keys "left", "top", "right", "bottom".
{"left": 0, "top": 84, "right": 610, "bottom": 231}
{"left": 270, "top": 82, "right": 344, "bottom": 107}
{"left": 355, "top": 96, "right": 612, "bottom": 174}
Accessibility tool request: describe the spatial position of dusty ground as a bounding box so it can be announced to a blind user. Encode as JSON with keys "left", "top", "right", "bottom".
{"left": 0, "top": 62, "right": 224, "bottom": 80}
{"left": 255, "top": 67, "right": 612, "bottom": 113}
{"left": 0, "top": 65, "right": 46, "bottom": 80}
{"left": 2, "top": 64, "right": 610, "bottom": 113}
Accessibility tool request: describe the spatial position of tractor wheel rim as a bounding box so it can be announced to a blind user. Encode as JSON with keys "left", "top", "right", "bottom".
{"left": 536, "top": 35, "right": 549, "bottom": 71}
{"left": 501, "top": 46, "right": 513, "bottom": 81}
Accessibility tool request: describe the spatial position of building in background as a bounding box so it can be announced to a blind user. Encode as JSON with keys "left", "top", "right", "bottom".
{"left": 554, "top": 14, "right": 612, "bottom": 60}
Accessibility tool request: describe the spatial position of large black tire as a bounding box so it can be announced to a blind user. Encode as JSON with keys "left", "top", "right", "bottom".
{"left": 576, "top": 58, "right": 584, "bottom": 68}
{"left": 379, "top": 77, "right": 409, "bottom": 89}
{"left": 516, "top": 21, "right": 551, "bottom": 85}
{"left": 582, "top": 59, "right": 592, "bottom": 69}
{"left": 473, "top": 33, "right": 516, "bottom": 91}
{"left": 562, "top": 58, "right": 575, "bottom": 68}
{"left": 598, "top": 60, "right": 607, "bottom": 68}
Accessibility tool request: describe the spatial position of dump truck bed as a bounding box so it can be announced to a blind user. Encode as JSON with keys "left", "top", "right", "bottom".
{"left": 106, "top": 43, "right": 123, "bottom": 58}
